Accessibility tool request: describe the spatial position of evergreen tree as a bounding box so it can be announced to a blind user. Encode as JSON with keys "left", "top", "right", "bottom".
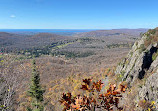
{"left": 27, "top": 59, "right": 45, "bottom": 111}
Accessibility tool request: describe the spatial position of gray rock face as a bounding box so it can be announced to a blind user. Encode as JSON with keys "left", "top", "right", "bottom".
{"left": 115, "top": 33, "right": 158, "bottom": 110}
{"left": 115, "top": 35, "right": 158, "bottom": 85}
{"left": 149, "top": 56, "right": 158, "bottom": 72}
{"left": 138, "top": 73, "right": 158, "bottom": 105}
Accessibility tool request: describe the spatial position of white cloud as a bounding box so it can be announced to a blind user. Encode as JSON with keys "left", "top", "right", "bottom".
{"left": 10, "top": 15, "right": 16, "bottom": 18}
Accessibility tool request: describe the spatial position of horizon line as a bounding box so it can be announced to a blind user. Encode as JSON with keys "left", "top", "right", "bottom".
{"left": 0, "top": 28, "right": 149, "bottom": 30}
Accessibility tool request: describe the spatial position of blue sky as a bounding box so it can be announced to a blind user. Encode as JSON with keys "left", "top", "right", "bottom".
{"left": 0, "top": 0, "right": 158, "bottom": 29}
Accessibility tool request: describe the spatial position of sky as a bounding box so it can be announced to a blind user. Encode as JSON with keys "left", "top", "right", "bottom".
{"left": 0, "top": 0, "right": 158, "bottom": 29}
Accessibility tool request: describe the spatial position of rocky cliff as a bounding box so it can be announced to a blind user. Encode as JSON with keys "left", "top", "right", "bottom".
{"left": 115, "top": 28, "right": 158, "bottom": 110}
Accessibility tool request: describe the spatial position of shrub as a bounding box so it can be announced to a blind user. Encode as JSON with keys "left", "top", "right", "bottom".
{"left": 59, "top": 79, "right": 127, "bottom": 111}
{"left": 144, "top": 39, "right": 151, "bottom": 48}
{"left": 144, "top": 28, "right": 158, "bottom": 48}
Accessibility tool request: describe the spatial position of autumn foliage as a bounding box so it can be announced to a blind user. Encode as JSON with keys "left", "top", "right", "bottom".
{"left": 59, "top": 79, "right": 127, "bottom": 111}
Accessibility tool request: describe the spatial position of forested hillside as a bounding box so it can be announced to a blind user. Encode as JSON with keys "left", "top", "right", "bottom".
{"left": 1, "top": 28, "right": 157, "bottom": 111}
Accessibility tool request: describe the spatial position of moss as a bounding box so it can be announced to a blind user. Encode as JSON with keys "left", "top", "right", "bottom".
{"left": 135, "top": 42, "right": 138, "bottom": 46}
{"left": 138, "top": 84, "right": 143, "bottom": 88}
{"left": 138, "top": 44, "right": 146, "bottom": 53}
{"left": 150, "top": 86, "right": 154, "bottom": 92}
{"left": 152, "top": 50, "right": 158, "bottom": 61}
{"left": 125, "top": 59, "right": 129, "bottom": 65}
{"left": 116, "top": 71, "right": 125, "bottom": 82}
{"left": 130, "top": 51, "right": 133, "bottom": 56}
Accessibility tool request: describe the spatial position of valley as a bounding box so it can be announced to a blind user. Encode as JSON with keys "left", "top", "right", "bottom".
{"left": 0, "top": 28, "right": 153, "bottom": 111}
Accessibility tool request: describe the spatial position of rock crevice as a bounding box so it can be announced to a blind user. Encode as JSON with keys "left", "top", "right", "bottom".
{"left": 115, "top": 28, "right": 158, "bottom": 110}
{"left": 138, "top": 46, "right": 157, "bottom": 79}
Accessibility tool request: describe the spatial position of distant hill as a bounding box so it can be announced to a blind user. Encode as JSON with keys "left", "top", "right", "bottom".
{"left": 74, "top": 29, "right": 148, "bottom": 38}
{"left": 30, "top": 33, "right": 67, "bottom": 40}
{"left": 0, "top": 29, "right": 148, "bottom": 54}
{"left": 0, "top": 32, "right": 70, "bottom": 52}
{"left": 0, "top": 32, "right": 23, "bottom": 47}
{"left": 24, "top": 33, "right": 70, "bottom": 47}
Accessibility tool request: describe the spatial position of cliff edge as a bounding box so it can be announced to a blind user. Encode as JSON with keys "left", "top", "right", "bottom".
{"left": 115, "top": 27, "right": 158, "bottom": 110}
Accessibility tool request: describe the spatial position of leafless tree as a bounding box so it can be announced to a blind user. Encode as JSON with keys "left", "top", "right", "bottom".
{"left": 0, "top": 65, "right": 20, "bottom": 111}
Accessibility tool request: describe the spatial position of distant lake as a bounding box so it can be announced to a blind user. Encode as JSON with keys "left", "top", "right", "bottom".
{"left": 0, "top": 29, "right": 98, "bottom": 36}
